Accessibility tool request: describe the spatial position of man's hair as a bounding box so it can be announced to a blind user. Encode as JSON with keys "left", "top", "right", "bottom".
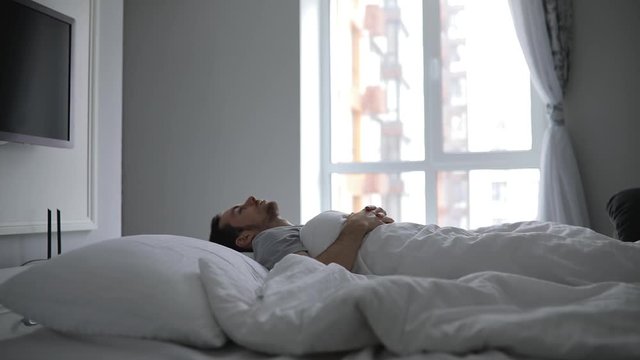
{"left": 209, "top": 214, "right": 249, "bottom": 252}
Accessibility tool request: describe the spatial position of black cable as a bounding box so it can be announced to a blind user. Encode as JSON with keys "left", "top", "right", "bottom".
{"left": 20, "top": 259, "right": 47, "bottom": 267}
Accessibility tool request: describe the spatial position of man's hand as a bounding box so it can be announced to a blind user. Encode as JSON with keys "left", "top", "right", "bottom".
{"left": 345, "top": 206, "right": 394, "bottom": 235}
{"left": 363, "top": 205, "right": 394, "bottom": 224}
{"left": 314, "top": 206, "right": 394, "bottom": 271}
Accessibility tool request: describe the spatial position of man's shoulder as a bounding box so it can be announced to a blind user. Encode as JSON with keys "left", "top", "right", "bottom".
{"left": 253, "top": 225, "right": 307, "bottom": 269}
{"left": 258, "top": 225, "right": 303, "bottom": 239}
{"left": 263, "top": 225, "right": 303, "bottom": 233}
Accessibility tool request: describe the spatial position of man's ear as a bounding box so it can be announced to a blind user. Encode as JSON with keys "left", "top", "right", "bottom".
{"left": 235, "top": 230, "right": 258, "bottom": 250}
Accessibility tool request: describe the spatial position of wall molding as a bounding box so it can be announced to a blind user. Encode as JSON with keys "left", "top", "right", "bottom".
{"left": 0, "top": 0, "right": 98, "bottom": 235}
{"left": 85, "top": 0, "right": 99, "bottom": 231}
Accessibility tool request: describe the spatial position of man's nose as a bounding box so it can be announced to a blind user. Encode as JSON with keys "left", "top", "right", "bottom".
{"left": 246, "top": 196, "right": 257, "bottom": 205}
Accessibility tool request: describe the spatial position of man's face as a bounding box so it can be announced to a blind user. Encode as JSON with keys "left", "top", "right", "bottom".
{"left": 219, "top": 196, "right": 279, "bottom": 230}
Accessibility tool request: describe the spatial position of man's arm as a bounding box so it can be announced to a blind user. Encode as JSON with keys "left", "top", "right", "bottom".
{"left": 311, "top": 206, "right": 393, "bottom": 271}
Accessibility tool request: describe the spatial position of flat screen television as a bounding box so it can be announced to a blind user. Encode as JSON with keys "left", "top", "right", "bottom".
{"left": 0, "top": 0, "right": 74, "bottom": 149}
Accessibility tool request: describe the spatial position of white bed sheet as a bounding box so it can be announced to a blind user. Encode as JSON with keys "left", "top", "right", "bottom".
{"left": 0, "top": 328, "right": 298, "bottom": 360}
{"left": 0, "top": 328, "right": 529, "bottom": 360}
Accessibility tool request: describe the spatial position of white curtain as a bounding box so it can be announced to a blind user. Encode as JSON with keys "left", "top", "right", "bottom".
{"left": 509, "top": 0, "right": 589, "bottom": 227}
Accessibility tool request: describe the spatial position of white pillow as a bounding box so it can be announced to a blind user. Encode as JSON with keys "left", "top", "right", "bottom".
{"left": 299, "top": 210, "right": 347, "bottom": 257}
{"left": 0, "top": 234, "right": 267, "bottom": 348}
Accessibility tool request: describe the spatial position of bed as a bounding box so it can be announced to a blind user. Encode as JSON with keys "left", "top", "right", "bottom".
{"left": 1, "top": 213, "right": 639, "bottom": 360}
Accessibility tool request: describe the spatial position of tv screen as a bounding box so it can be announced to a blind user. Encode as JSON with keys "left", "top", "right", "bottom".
{"left": 0, "top": 0, "right": 74, "bottom": 148}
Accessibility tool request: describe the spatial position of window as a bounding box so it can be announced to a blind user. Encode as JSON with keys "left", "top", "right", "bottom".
{"left": 315, "top": 0, "right": 545, "bottom": 228}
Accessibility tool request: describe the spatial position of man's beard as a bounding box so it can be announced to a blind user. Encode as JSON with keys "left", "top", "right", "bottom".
{"left": 265, "top": 201, "right": 279, "bottom": 221}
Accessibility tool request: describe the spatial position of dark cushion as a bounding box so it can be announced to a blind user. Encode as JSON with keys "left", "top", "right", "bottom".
{"left": 607, "top": 188, "right": 640, "bottom": 242}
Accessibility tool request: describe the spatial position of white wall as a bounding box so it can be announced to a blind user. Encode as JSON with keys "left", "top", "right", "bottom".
{"left": 0, "top": 0, "right": 123, "bottom": 268}
{"left": 565, "top": 0, "right": 640, "bottom": 235}
{"left": 123, "top": 0, "right": 300, "bottom": 239}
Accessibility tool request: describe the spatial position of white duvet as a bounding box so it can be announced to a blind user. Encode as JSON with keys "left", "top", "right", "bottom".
{"left": 301, "top": 211, "right": 640, "bottom": 285}
{"left": 200, "top": 213, "right": 640, "bottom": 359}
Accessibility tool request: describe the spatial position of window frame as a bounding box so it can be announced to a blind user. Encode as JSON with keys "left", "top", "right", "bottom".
{"left": 318, "top": 0, "right": 547, "bottom": 225}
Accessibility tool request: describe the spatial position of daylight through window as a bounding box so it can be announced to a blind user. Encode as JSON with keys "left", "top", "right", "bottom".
{"left": 321, "top": 0, "right": 545, "bottom": 228}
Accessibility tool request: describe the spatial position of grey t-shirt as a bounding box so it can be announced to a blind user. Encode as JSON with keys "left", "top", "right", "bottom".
{"left": 252, "top": 226, "right": 306, "bottom": 269}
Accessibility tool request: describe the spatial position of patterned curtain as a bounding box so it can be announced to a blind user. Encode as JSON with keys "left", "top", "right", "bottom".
{"left": 509, "top": 0, "right": 589, "bottom": 227}
{"left": 543, "top": 0, "right": 572, "bottom": 125}
{"left": 543, "top": 0, "right": 572, "bottom": 96}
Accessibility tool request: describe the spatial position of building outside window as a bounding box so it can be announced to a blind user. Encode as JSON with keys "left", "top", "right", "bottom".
{"left": 320, "top": 0, "right": 545, "bottom": 228}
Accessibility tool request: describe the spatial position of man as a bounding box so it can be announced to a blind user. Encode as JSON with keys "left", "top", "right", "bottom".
{"left": 209, "top": 196, "right": 394, "bottom": 270}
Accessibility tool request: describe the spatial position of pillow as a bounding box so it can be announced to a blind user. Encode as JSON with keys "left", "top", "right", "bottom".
{"left": 0, "top": 234, "right": 267, "bottom": 348}
{"left": 299, "top": 210, "right": 347, "bottom": 257}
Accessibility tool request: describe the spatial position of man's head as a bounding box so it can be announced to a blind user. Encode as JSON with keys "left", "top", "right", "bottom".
{"left": 209, "top": 196, "right": 290, "bottom": 251}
